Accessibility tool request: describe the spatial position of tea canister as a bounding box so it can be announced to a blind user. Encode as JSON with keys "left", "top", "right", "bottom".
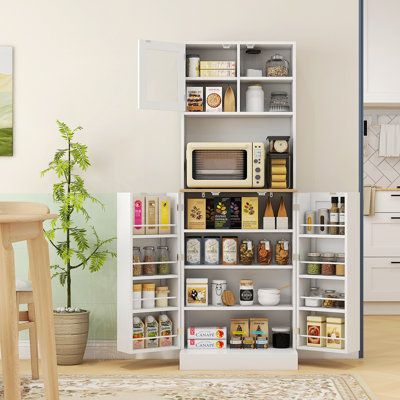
{"left": 307, "top": 315, "right": 326, "bottom": 347}
{"left": 204, "top": 237, "right": 220, "bottom": 265}
{"left": 240, "top": 279, "right": 254, "bottom": 306}
{"left": 186, "top": 278, "right": 208, "bottom": 306}
{"left": 211, "top": 279, "right": 227, "bottom": 306}
{"left": 186, "top": 237, "right": 202, "bottom": 265}
{"left": 245, "top": 85, "right": 264, "bottom": 112}
{"left": 132, "top": 284, "right": 142, "bottom": 310}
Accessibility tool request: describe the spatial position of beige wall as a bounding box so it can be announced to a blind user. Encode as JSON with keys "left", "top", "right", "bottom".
{"left": 1, "top": 0, "right": 359, "bottom": 193}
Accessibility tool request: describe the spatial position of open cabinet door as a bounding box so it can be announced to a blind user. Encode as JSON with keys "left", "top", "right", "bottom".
{"left": 138, "top": 40, "right": 185, "bottom": 111}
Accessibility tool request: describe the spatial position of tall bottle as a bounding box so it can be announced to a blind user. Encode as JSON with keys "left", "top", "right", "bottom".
{"left": 328, "top": 197, "right": 339, "bottom": 235}
{"left": 338, "top": 197, "right": 345, "bottom": 235}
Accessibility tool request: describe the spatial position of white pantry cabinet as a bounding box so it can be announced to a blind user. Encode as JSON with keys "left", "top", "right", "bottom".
{"left": 364, "top": 0, "right": 400, "bottom": 105}
{"left": 118, "top": 40, "right": 361, "bottom": 370}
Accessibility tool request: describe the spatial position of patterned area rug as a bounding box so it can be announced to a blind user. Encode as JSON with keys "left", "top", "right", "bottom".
{"left": 6, "top": 374, "right": 374, "bottom": 400}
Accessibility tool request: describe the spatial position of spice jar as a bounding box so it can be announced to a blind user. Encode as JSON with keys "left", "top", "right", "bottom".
{"left": 307, "top": 263, "right": 321, "bottom": 275}
{"left": 143, "top": 246, "right": 156, "bottom": 275}
{"left": 308, "top": 252, "right": 321, "bottom": 262}
{"left": 321, "top": 252, "right": 335, "bottom": 275}
{"left": 155, "top": 286, "right": 169, "bottom": 308}
{"left": 335, "top": 253, "right": 345, "bottom": 276}
{"left": 246, "top": 85, "right": 264, "bottom": 112}
{"left": 266, "top": 53, "right": 290, "bottom": 77}
{"left": 272, "top": 327, "right": 291, "bottom": 348}
{"left": 230, "top": 335, "right": 242, "bottom": 349}
{"left": 133, "top": 247, "right": 142, "bottom": 276}
{"left": 257, "top": 240, "right": 272, "bottom": 264}
{"left": 186, "top": 54, "right": 200, "bottom": 77}
{"left": 275, "top": 240, "right": 290, "bottom": 265}
{"left": 269, "top": 91, "right": 290, "bottom": 112}
{"left": 240, "top": 240, "right": 254, "bottom": 265}
{"left": 240, "top": 279, "right": 254, "bottom": 306}
{"left": 142, "top": 283, "right": 156, "bottom": 309}
{"left": 133, "top": 284, "right": 142, "bottom": 309}
{"left": 322, "top": 290, "right": 337, "bottom": 308}
{"left": 317, "top": 209, "right": 329, "bottom": 234}
{"left": 157, "top": 246, "right": 170, "bottom": 275}
{"left": 305, "top": 287, "right": 322, "bottom": 307}
{"left": 204, "top": 237, "right": 220, "bottom": 265}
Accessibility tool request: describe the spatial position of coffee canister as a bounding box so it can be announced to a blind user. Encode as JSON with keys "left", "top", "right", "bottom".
{"left": 211, "top": 280, "right": 227, "bottom": 306}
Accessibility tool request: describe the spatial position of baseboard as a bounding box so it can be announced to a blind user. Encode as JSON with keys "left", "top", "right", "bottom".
{"left": 17, "top": 340, "right": 179, "bottom": 360}
{"left": 364, "top": 301, "right": 400, "bottom": 315}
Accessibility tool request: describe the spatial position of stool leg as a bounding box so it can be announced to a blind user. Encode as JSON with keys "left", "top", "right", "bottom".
{"left": 0, "top": 227, "right": 21, "bottom": 400}
{"left": 28, "top": 303, "right": 39, "bottom": 380}
{"left": 28, "top": 230, "right": 59, "bottom": 400}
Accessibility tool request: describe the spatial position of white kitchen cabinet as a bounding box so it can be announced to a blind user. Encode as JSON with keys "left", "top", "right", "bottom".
{"left": 364, "top": 213, "right": 400, "bottom": 256}
{"left": 118, "top": 40, "right": 361, "bottom": 370}
{"left": 364, "top": 0, "right": 400, "bottom": 104}
{"left": 364, "top": 257, "right": 400, "bottom": 301}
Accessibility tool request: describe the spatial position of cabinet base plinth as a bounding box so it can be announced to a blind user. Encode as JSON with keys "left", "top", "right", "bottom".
{"left": 179, "top": 348, "right": 298, "bottom": 370}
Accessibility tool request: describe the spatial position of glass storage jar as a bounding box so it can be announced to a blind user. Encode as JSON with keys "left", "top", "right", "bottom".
{"left": 321, "top": 252, "right": 335, "bottom": 275}
{"left": 157, "top": 246, "right": 170, "bottom": 275}
{"left": 307, "top": 262, "right": 321, "bottom": 275}
{"left": 240, "top": 240, "right": 254, "bottom": 265}
{"left": 265, "top": 53, "right": 290, "bottom": 77}
{"left": 269, "top": 91, "right": 290, "bottom": 112}
{"left": 335, "top": 252, "right": 345, "bottom": 277}
{"left": 155, "top": 286, "right": 169, "bottom": 308}
{"left": 143, "top": 246, "right": 156, "bottom": 275}
{"left": 305, "top": 287, "right": 322, "bottom": 307}
{"left": 132, "top": 247, "right": 142, "bottom": 276}
{"left": 337, "top": 292, "right": 345, "bottom": 308}
{"left": 307, "top": 252, "right": 321, "bottom": 262}
{"left": 322, "top": 290, "right": 337, "bottom": 308}
{"left": 246, "top": 85, "right": 264, "bottom": 112}
{"left": 239, "top": 279, "right": 254, "bottom": 305}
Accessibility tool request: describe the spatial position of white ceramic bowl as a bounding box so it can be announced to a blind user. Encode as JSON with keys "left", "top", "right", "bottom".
{"left": 258, "top": 288, "right": 280, "bottom": 306}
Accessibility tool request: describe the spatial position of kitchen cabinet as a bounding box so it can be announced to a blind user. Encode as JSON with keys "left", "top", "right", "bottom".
{"left": 364, "top": 0, "right": 400, "bottom": 105}
{"left": 117, "top": 40, "right": 361, "bottom": 370}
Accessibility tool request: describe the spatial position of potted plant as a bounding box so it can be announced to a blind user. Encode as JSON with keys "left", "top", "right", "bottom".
{"left": 41, "top": 121, "right": 116, "bottom": 365}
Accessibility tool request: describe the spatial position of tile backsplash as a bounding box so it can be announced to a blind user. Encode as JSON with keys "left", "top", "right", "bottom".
{"left": 364, "top": 110, "right": 400, "bottom": 188}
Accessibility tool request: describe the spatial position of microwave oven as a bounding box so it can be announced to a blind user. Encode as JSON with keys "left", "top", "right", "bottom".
{"left": 186, "top": 142, "right": 265, "bottom": 188}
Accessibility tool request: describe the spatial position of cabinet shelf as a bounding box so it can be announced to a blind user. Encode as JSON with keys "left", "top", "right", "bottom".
{"left": 132, "top": 234, "right": 178, "bottom": 239}
{"left": 299, "top": 274, "right": 345, "bottom": 281}
{"left": 130, "top": 346, "right": 180, "bottom": 354}
{"left": 300, "top": 261, "right": 345, "bottom": 265}
{"left": 180, "top": 188, "right": 296, "bottom": 193}
{"left": 298, "top": 306, "right": 345, "bottom": 314}
{"left": 298, "top": 234, "right": 345, "bottom": 239}
{"left": 297, "top": 345, "right": 346, "bottom": 354}
{"left": 240, "top": 76, "right": 293, "bottom": 83}
{"left": 184, "top": 229, "right": 293, "bottom": 234}
{"left": 184, "top": 112, "right": 293, "bottom": 118}
{"left": 184, "top": 305, "right": 293, "bottom": 311}
{"left": 185, "top": 264, "right": 293, "bottom": 270}
{"left": 132, "top": 306, "right": 179, "bottom": 314}
{"left": 186, "top": 77, "right": 237, "bottom": 82}
{"left": 132, "top": 274, "right": 178, "bottom": 281}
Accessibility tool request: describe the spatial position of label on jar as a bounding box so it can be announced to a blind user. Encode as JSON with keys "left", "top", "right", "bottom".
{"left": 240, "top": 289, "right": 254, "bottom": 302}
{"left": 339, "top": 213, "right": 345, "bottom": 223}
{"left": 329, "top": 212, "right": 339, "bottom": 223}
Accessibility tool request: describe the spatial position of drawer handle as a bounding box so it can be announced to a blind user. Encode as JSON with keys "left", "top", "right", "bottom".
{"left": 391, "top": 261, "right": 400, "bottom": 264}
{"left": 391, "top": 217, "right": 400, "bottom": 219}
{"left": 391, "top": 194, "right": 400, "bottom": 197}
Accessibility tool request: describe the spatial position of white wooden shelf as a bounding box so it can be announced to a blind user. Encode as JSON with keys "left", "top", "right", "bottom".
{"left": 240, "top": 76, "right": 293, "bottom": 83}
{"left": 185, "top": 264, "right": 293, "bottom": 270}
{"left": 180, "top": 188, "right": 296, "bottom": 193}
{"left": 186, "top": 77, "right": 237, "bottom": 82}
{"left": 184, "top": 229, "right": 293, "bottom": 234}
{"left": 132, "top": 234, "right": 178, "bottom": 239}
{"left": 132, "top": 274, "right": 178, "bottom": 281}
{"left": 300, "top": 261, "right": 344, "bottom": 265}
{"left": 298, "top": 306, "right": 345, "bottom": 314}
{"left": 184, "top": 305, "right": 293, "bottom": 311}
{"left": 299, "top": 274, "right": 345, "bottom": 281}
{"left": 184, "top": 112, "right": 293, "bottom": 118}
{"left": 298, "top": 234, "right": 345, "bottom": 239}
{"left": 297, "top": 345, "right": 346, "bottom": 354}
{"left": 131, "top": 346, "right": 180, "bottom": 354}
{"left": 132, "top": 260, "right": 177, "bottom": 266}
{"left": 132, "top": 334, "right": 177, "bottom": 341}
{"left": 132, "top": 306, "right": 179, "bottom": 314}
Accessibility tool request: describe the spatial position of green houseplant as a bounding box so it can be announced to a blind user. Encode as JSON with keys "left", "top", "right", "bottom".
{"left": 42, "top": 121, "right": 115, "bottom": 365}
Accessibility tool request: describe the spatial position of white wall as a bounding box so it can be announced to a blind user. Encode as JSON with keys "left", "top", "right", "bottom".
{"left": 0, "top": 0, "right": 359, "bottom": 193}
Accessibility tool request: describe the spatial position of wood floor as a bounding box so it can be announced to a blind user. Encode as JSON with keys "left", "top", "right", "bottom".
{"left": 4, "top": 316, "right": 400, "bottom": 400}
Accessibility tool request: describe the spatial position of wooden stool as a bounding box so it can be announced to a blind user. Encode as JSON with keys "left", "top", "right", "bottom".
{"left": 16, "top": 279, "right": 39, "bottom": 380}
{"left": 0, "top": 202, "right": 59, "bottom": 400}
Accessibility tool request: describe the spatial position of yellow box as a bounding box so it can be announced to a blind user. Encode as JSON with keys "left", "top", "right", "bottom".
{"left": 326, "top": 317, "right": 345, "bottom": 349}
{"left": 158, "top": 197, "right": 171, "bottom": 234}
{"left": 187, "top": 198, "right": 206, "bottom": 230}
{"left": 241, "top": 197, "right": 258, "bottom": 229}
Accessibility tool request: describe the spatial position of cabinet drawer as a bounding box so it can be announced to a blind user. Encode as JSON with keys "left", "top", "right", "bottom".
{"left": 375, "top": 191, "right": 400, "bottom": 213}
{"left": 364, "top": 213, "right": 400, "bottom": 256}
{"left": 364, "top": 257, "right": 400, "bottom": 301}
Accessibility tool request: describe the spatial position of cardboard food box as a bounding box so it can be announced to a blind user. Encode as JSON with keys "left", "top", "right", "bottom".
{"left": 159, "top": 314, "right": 173, "bottom": 347}
{"left": 250, "top": 318, "right": 269, "bottom": 341}
{"left": 307, "top": 316, "right": 326, "bottom": 347}
{"left": 205, "top": 87, "right": 223, "bottom": 112}
{"left": 200, "top": 61, "right": 236, "bottom": 70}
{"left": 187, "top": 198, "right": 206, "bottom": 230}
{"left": 158, "top": 197, "right": 171, "bottom": 234}
{"left": 263, "top": 197, "right": 275, "bottom": 230}
{"left": 206, "top": 198, "right": 215, "bottom": 229}
{"left": 133, "top": 196, "right": 145, "bottom": 235}
{"left": 241, "top": 197, "right": 259, "bottom": 230}
{"left": 276, "top": 196, "right": 289, "bottom": 229}
{"left": 186, "top": 278, "right": 208, "bottom": 306}
{"left": 326, "top": 317, "right": 345, "bottom": 349}
{"left": 229, "top": 197, "right": 241, "bottom": 229}
{"left": 132, "top": 316, "right": 144, "bottom": 349}
{"left": 186, "top": 87, "right": 203, "bottom": 112}
{"left": 187, "top": 327, "right": 227, "bottom": 340}
{"left": 214, "top": 197, "right": 230, "bottom": 229}
{"left": 200, "top": 69, "right": 236, "bottom": 77}
{"left": 230, "top": 318, "right": 249, "bottom": 338}
{"left": 145, "top": 196, "right": 158, "bottom": 235}
{"left": 187, "top": 339, "right": 226, "bottom": 349}
{"left": 144, "top": 316, "right": 159, "bottom": 348}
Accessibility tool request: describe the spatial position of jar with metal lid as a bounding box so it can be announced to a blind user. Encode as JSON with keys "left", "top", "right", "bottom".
{"left": 307, "top": 262, "right": 321, "bottom": 275}
{"left": 269, "top": 91, "right": 290, "bottom": 112}
{"left": 157, "top": 246, "right": 170, "bottom": 275}
{"left": 335, "top": 253, "right": 345, "bottom": 263}
{"left": 322, "top": 290, "right": 337, "bottom": 308}
{"left": 246, "top": 85, "right": 264, "bottom": 112}
{"left": 321, "top": 252, "right": 336, "bottom": 275}
{"left": 240, "top": 279, "right": 254, "bottom": 305}
{"left": 155, "top": 286, "right": 169, "bottom": 308}
{"left": 133, "top": 247, "right": 142, "bottom": 276}
{"left": 266, "top": 53, "right": 290, "bottom": 77}
{"left": 337, "top": 292, "right": 345, "bottom": 309}
{"left": 308, "top": 252, "right": 321, "bottom": 262}
{"left": 186, "top": 54, "right": 200, "bottom": 77}
{"left": 143, "top": 246, "right": 156, "bottom": 275}
{"left": 305, "top": 287, "right": 322, "bottom": 307}
{"left": 257, "top": 240, "right": 272, "bottom": 264}
{"left": 240, "top": 240, "right": 254, "bottom": 265}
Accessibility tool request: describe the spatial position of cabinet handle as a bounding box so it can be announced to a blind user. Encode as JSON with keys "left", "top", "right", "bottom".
{"left": 390, "top": 194, "right": 400, "bottom": 197}
{"left": 391, "top": 217, "right": 400, "bottom": 219}
{"left": 391, "top": 261, "right": 400, "bottom": 264}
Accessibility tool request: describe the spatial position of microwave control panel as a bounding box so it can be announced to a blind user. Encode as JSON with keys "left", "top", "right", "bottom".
{"left": 252, "top": 143, "right": 265, "bottom": 188}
